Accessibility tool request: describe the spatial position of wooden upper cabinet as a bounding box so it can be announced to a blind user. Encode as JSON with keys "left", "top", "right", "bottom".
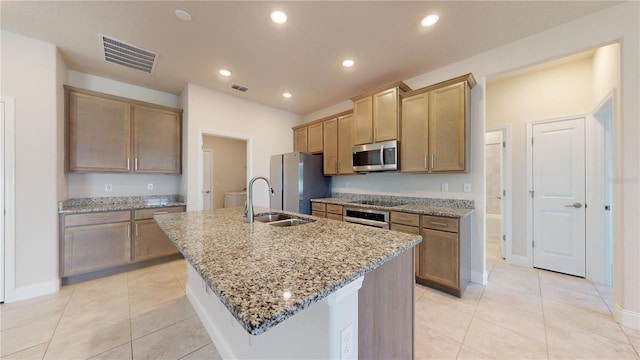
{"left": 429, "top": 82, "right": 468, "bottom": 172}
{"left": 353, "top": 97, "right": 373, "bottom": 145}
{"left": 65, "top": 86, "right": 182, "bottom": 174}
{"left": 293, "top": 126, "right": 308, "bottom": 152}
{"left": 373, "top": 87, "right": 400, "bottom": 142}
{"left": 401, "top": 92, "right": 429, "bottom": 172}
{"left": 67, "top": 92, "right": 132, "bottom": 172}
{"left": 337, "top": 113, "right": 354, "bottom": 175}
{"left": 323, "top": 118, "right": 338, "bottom": 175}
{"left": 352, "top": 82, "right": 410, "bottom": 146}
{"left": 399, "top": 73, "right": 474, "bottom": 173}
{"left": 134, "top": 105, "right": 181, "bottom": 174}
{"left": 307, "top": 122, "right": 324, "bottom": 153}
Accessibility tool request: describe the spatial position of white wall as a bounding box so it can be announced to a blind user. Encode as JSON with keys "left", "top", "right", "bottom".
{"left": 183, "top": 83, "right": 300, "bottom": 210}
{"left": 1, "top": 31, "right": 61, "bottom": 297}
{"left": 592, "top": 43, "right": 620, "bottom": 106}
{"left": 303, "top": 2, "right": 640, "bottom": 327}
{"left": 486, "top": 57, "right": 594, "bottom": 257}
{"left": 65, "top": 71, "right": 182, "bottom": 198}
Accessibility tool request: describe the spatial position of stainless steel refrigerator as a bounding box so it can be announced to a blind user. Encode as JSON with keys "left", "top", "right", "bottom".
{"left": 270, "top": 152, "right": 330, "bottom": 214}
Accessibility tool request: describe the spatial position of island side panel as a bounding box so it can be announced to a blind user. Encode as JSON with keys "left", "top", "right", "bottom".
{"left": 358, "top": 249, "right": 414, "bottom": 359}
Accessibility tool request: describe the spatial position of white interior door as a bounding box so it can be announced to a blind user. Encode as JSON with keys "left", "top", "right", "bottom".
{"left": 202, "top": 150, "right": 213, "bottom": 211}
{"left": 1, "top": 101, "right": 5, "bottom": 302}
{"left": 532, "top": 118, "right": 586, "bottom": 277}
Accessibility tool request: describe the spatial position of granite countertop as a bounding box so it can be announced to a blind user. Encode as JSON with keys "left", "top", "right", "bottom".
{"left": 154, "top": 207, "right": 421, "bottom": 336}
{"left": 312, "top": 196, "right": 474, "bottom": 218}
{"left": 59, "top": 195, "right": 186, "bottom": 214}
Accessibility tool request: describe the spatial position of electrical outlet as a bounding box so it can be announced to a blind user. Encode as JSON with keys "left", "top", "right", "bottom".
{"left": 340, "top": 324, "right": 353, "bottom": 359}
{"left": 464, "top": 183, "right": 472, "bottom": 193}
{"left": 441, "top": 183, "right": 449, "bottom": 192}
{"left": 147, "top": 183, "right": 153, "bottom": 190}
{"left": 105, "top": 184, "right": 112, "bottom": 192}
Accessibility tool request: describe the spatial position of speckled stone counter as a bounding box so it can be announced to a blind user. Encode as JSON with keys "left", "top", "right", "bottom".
{"left": 312, "top": 193, "right": 474, "bottom": 218}
{"left": 59, "top": 195, "right": 186, "bottom": 214}
{"left": 154, "top": 207, "right": 421, "bottom": 335}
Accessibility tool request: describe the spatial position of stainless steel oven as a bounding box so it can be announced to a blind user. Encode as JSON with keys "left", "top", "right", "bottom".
{"left": 343, "top": 206, "right": 390, "bottom": 229}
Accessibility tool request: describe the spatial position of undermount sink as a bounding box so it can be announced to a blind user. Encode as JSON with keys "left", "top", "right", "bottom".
{"left": 254, "top": 212, "right": 315, "bottom": 227}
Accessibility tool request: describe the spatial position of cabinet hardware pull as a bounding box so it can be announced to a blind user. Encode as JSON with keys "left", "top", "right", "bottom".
{"left": 430, "top": 221, "right": 448, "bottom": 226}
{"left": 127, "top": 224, "right": 131, "bottom": 238}
{"left": 127, "top": 158, "right": 130, "bottom": 171}
{"left": 424, "top": 154, "right": 428, "bottom": 169}
{"left": 431, "top": 154, "right": 435, "bottom": 169}
{"left": 135, "top": 223, "right": 139, "bottom": 237}
{"left": 154, "top": 211, "right": 169, "bottom": 215}
{"left": 135, "top": 158, "right": 138, "bottom": 171}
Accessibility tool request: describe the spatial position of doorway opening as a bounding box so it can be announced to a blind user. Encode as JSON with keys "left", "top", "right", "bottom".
{"left": 485, "top": 125, "right": 512, "bottom": 271}
{"left": 1, "top": 96, "right": 16, "bottom": 303}
{"left": 199, "top": 133, "right": 248, "bottom": 211}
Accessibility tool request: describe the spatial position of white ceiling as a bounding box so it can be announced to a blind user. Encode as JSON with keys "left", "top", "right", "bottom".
{"left": 0, "top": 1, "right": 619, "bottom": 115}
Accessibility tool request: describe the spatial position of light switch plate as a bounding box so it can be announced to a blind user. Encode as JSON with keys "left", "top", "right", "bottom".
{"left": 147, "top": 183, "right": 153, "bottom": 190}
{"left": 105, "top": 184, "right": 112, "bottom": 192}
{"left": 441, "top": 183, "right": 448, "bottom": 192}
{"left": 464, "top": 183, "right": 472, "bottom": 192}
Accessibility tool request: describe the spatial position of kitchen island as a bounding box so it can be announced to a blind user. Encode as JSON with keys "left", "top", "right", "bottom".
{"left": 155, "top": 207, "right": 421, "bottom": 359}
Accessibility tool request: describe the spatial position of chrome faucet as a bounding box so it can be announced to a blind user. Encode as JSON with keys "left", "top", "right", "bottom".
{"left": 245, "top": 176, "right": 275, "bottom": 223}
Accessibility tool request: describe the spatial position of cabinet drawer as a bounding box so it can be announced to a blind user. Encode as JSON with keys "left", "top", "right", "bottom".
{"left": 422, "top": 215, "right": 458, "bottom": 233}
{"left": 134, "top": 206, "right": 185, "bottom": 220}
{"left": 64, "top": 211, "right": 131, "bottom": 227}
{"left": 312, "top": 210, "right": 326, "bottom": 218}
{"left": 326, "top": 213, "right": 343, "bottom": 221}
{"left": 326, "top": 204, "right": 343, "bottom": 215}
{"left": 312, "top": 202, "right": 326, "bottom": 212}
{"left": 390, "top": 212, "right": 420, "bottom": 227}
{"left": 390, "top": 223, "right": 420, "bottom": 235}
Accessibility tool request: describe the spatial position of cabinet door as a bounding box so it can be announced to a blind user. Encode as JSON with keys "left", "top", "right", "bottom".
{"left": 133, "top": 105, "right": 181, "bottom": 174}
{"left": 401, "top": 93, "right": 429, "bottom": 172}
{"left": 63, "top": 222, "right": 131, "bottom": 276}
{"left": 323, "top": 118, "right": 338, "bottom": 175}
{"left": 307, "top": 122, "right": 324, "bottom": 154}
{"left": 68, "top": 92, "right": 131, "bottom": 172}
{"left": 373, "top": 87, "right": 399, "bottom": 142}
{"left": 134, "top": 219, "right": 179, "bottom": 261}
{"left": 428, "top": 82, "right": 466, "bottom": 172}
{"left": 419, "top": 229, "right": 459, "bottom": 289}
{"left": 293, "top": 127, "right": 308, "bottom": 152}
{"left": 337, "top": 113, "right": 354, "bottom": 175}
{"left": 390, "top": 223, "right": 420, "bottom": 276}
{"left": 353, "top": 97, "right": 373, "bottom": 145}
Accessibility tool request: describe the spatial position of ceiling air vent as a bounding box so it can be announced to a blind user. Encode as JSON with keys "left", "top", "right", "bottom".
{"left": 100, "top": 34, "right": 158, "bottom": 74}
{"left": 231, "top": 84, "right": 249, "bottom": 92}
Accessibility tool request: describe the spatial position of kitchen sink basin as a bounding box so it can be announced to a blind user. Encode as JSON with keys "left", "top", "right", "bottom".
{"left": 254, "top": 212, "right": 315, "bottom": 227}
{"left": 254, "top": 213, "right": 294, "bottom": 223}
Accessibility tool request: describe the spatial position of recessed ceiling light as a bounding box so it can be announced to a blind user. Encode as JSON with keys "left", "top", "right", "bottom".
{"left": 219, "top": 69, "right": 231, "bottom": 77}
{"left": 175, "top": 9, "right": 192, "bottom": 22}
{"left": 282, "top": 92, "right": 292, "bottom": 98}
{"left": 342, "top": 59, "right": 355, "bottom": 68}
{"left": 421, "top": 13, "right": 440, "bottom": 27}
{"left": 271, "top": 10, "right": 287, "bottom": 24}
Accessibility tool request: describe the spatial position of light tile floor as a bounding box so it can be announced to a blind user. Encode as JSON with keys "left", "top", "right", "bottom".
{"left": 1, "top": 238, "right": 638, "bottom": 359}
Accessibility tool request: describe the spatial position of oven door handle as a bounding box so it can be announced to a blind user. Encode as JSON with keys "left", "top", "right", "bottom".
{"left": 343, "top": 216, "right": 389, "bottom": 229}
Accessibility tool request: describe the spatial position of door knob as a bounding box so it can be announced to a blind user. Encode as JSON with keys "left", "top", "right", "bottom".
{"left": 565, "top": 203, "right": 583, "bottom": 208}
{"left": 202, "top": 190, "right": 210, "bottom": 194}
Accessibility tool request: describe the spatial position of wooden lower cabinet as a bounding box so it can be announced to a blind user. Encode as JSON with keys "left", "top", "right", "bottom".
{"left": 416, "top": 214, "right": 471, "bottom": 297}
{"left": 390, "top": 212, "right": 420, "bottom": 276}
{"left": 63, "top": 221, "right": 131, "bottom": 276}
{"left": 61, "top": 206, "right": 184, "bottom": 280}
{"left": 311, "top": 202, "right": 326, "bottom": 218}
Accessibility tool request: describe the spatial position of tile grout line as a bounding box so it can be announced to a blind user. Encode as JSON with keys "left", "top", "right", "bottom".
{"left": 537, "top": 269, "right": 552, "bottom": 360}
{"left": 40, "top": 286, "right": 77, "bottom": 359}
{"left": 455, "top": 270, "right": 489, "bottom": 359}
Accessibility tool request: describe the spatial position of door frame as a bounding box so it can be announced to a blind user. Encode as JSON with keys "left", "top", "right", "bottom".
{"left": 526, "top": 113, "right": 612, "bottom": 282}
{"left": 485, "top": 125, "right": 512, "bottom": 262}
{"left": 202, "top": 149, "right": 213, "bottom": 210}
{"left": 1, "top": 96, "right": 16, "bottom": 303}
{"left": 197, "top": 129, "right": 252, "bottom": 211}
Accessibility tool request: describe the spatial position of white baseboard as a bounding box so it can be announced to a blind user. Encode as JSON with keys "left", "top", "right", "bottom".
{"left": 14, "top": 279, "right": 60, "bottom": 302}
{"left": 471, "top": 270, "right": 488, "bottom": 285}
{"left": 614, "top": 303, "right": 640, "bottom": 330}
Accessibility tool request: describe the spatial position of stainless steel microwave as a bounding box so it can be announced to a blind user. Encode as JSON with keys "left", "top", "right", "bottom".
{"left": 352, "top": 140, "right": 399, "bottom": 172}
